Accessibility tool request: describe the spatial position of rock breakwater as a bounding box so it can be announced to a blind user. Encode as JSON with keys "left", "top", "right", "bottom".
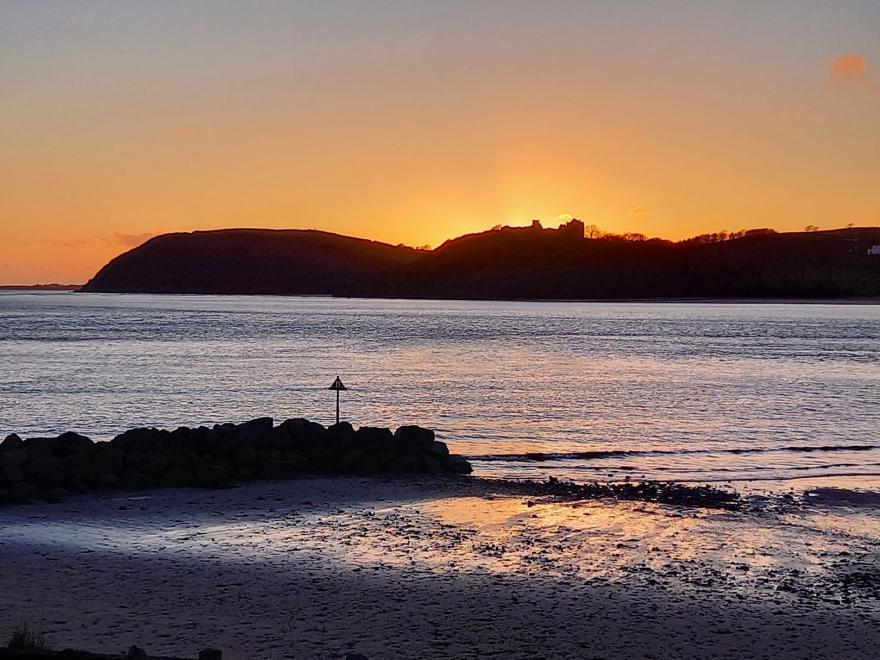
{"left": 0, "top": 418, "right": 472, "bottom": 505}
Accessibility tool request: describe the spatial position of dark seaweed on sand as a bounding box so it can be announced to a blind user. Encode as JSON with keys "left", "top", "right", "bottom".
{"left": 475, "top": 476, "right": 742, "bottom": 510}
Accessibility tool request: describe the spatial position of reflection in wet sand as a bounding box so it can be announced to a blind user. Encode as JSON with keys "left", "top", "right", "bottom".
{"left": 8, "top": 480, "right": 876, "bottom": 604}
{"left": 2, "top": 478, "right": 880, "bottom": 658}
{"left": 420, "top": 492, "right": 880, "bottom": 602}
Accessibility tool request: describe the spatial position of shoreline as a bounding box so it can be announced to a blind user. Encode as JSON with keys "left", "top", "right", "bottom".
{"left": 4, "top": 288, "right": 880, "bottom": 305}
{"left": 0, "top": 421, "right": 742, "bottom": 512}
{"left": 1, "top": 476, "right": 878, "bottom": 659}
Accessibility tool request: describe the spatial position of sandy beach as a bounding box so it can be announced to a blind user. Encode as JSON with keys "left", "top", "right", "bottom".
{"left": 2, "top": 477, "right": 879, "bottom": 659}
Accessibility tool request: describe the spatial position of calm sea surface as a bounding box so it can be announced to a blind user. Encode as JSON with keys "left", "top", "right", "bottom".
{"left": 1, "top": 291, "right": 879, "bottom": 486}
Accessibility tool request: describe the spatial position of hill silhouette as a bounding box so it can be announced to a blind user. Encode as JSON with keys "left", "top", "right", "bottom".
{"left": 81, "top": 223, "right": 880, "bottom": 299}
{"left": 81, "top": 229, "right": 421, "bottom": 295}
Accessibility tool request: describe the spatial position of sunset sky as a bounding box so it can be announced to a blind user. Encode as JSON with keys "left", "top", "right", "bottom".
{"left": 2, "top": 1, "right": 879, "bottom": 284}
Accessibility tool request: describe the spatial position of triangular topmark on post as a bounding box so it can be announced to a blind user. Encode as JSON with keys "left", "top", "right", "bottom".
{"left": 329, "top": 376, "right": 347, "bottom": 425}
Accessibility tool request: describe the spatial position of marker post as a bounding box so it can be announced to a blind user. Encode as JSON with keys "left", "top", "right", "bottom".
{"left": 328, "top": 376, "right": 347, "bottom": 424}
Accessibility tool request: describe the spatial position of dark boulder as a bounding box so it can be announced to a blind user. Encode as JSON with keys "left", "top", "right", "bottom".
{"left": 24, "top": 436, "right": 57, "bottom": 459}
{"left": 280, "top": 418, "right": 326, "bottom": 440}
{"left": 23, "top": 455, "right": 64, "bottom": 487}
{"left": 235, "top": 465, "right": 259, "bottom": 481}
{"left": 134, "top": 451, "right": 172, "bottom": 479}
{"left": 239, "top": 417, "right": 274, "bottom": 443}
{"left": 222, "top": 436, "right": 257, "bottom": 465}
{"left": 310, "top": 446, "right": 336, "bottom": 471}
{"left": 392, "top": 454, "right": 422, "bottom": 472}
{"left": 421, "top": 454, "right": 446, "bottom": 474}
{"left": 170, "top": 448, "right": 202, "bottom": 472}
{"left": 339, "top": 449, "right": 370, "bottom": 473}
{"left": 368, "top": 452, "right": 396, "bottom": 473}
{"left": 112, "top": 427, "right": 165, "bottom": 453}
{"left": 97, "top": 472, "right": 120, "bottom": 490}
{"left": 11, "top": 481, "right": 39, "bottom": 503}
{"left": 357, "top": 427, "right": 397, "bottom": 453}
{"left": 42, "top": 486, "right": 71, "bottom": 503}
{"left": 93, "top": 446, "right": 124, "bottom": 474}
{"left": 283, "top": 451, "right": 310, "bottom": 469}
{"left": 174, "top": 426, "right": 212, "bottom": 453}
{"left": 256, "top": 448, "right": 283, "bottom": 462}
{"left": 213, "top": 422, "right": 236, "bottom": 436}
{"left": 161, "top": 466, "right": 193, "bottom": 488}
{"left": 195, "top": 464, "right": 229, "bottom": 489}
{"left": 0, "top": 455, "right": 25, "bottom": 485}
{"left": 444, "top": 455, "right": 473, "bottom": 474}
{"left": 1, "top": 448, "right": 26, "bottom": 468}
{"left": 1, "top": 433, "right": 24, "bottom": 453}
{"left": 428, "top": 440, "right": 450, "bottom": 457}
{"left": 395, "top": 425, "right": 435, "bottom": 452}
{"left": 279, "top": 418, "right": 327, "bottom": 454}
{"left": 121, "top": 470, "right": 155, "bottom": 491}
{"left": 260, "top": 457, "right": 308, "bottom": 480}
{"left": 127, "top": 646, "right": 149, "bottom": 660}
{"left": 66, "top": 478, "right": 94, "bottom": 494}
{"left": 326, "top": 427, "right": 357, "bottom": 455}
{"left": 265, "top": 426, "right": 292, "bottom": 451}
{"left": 63, "top": 451, "right": 95, "bottom": 485}
{"left": 54, "top": 431, "right": 94, "bottom": 457}
{"left": 182, "top": 426, "right": 214, "bottom": 453}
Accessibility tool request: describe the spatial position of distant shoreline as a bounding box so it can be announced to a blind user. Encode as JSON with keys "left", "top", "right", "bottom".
{"left": 3, "top": 287, "right": 878, "bottom": 305}
{"left": 78, "top": 225, "right": 880, "bottom": 300}
{"left": 527, "top": 296, "right": 880, "bottom": 305}
{"left": 0, "top": 284, "right": 81, "bottom": 291}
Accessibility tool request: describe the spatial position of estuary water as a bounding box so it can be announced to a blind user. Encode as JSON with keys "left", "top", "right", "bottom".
{"left": 1, "top": 291, "right": 878, "bottom": 487}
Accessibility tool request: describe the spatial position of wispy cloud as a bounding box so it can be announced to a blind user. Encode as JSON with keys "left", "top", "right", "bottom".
{"left": 831, "top": 53, "right": 880, "bottom": 93}
{"left": 829, "top": 53, "right": 867, "bottom": 86}
{"left": 59, "top": 239, "right": 89, "bottom": 248}
{"left": 113, "top": 232, "right": 156, "bottom": 248}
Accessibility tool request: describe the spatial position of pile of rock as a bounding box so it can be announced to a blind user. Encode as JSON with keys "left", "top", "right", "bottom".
{"left": 0, "top": 644, "right": 219, "bottom": 659}
{"left": 0, "top": 418, "right": 472, "bottom": 505}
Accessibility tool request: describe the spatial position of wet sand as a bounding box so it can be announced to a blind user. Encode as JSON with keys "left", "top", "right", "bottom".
{"left": 1, "top": 477, "right": 879, "bottom": 659}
